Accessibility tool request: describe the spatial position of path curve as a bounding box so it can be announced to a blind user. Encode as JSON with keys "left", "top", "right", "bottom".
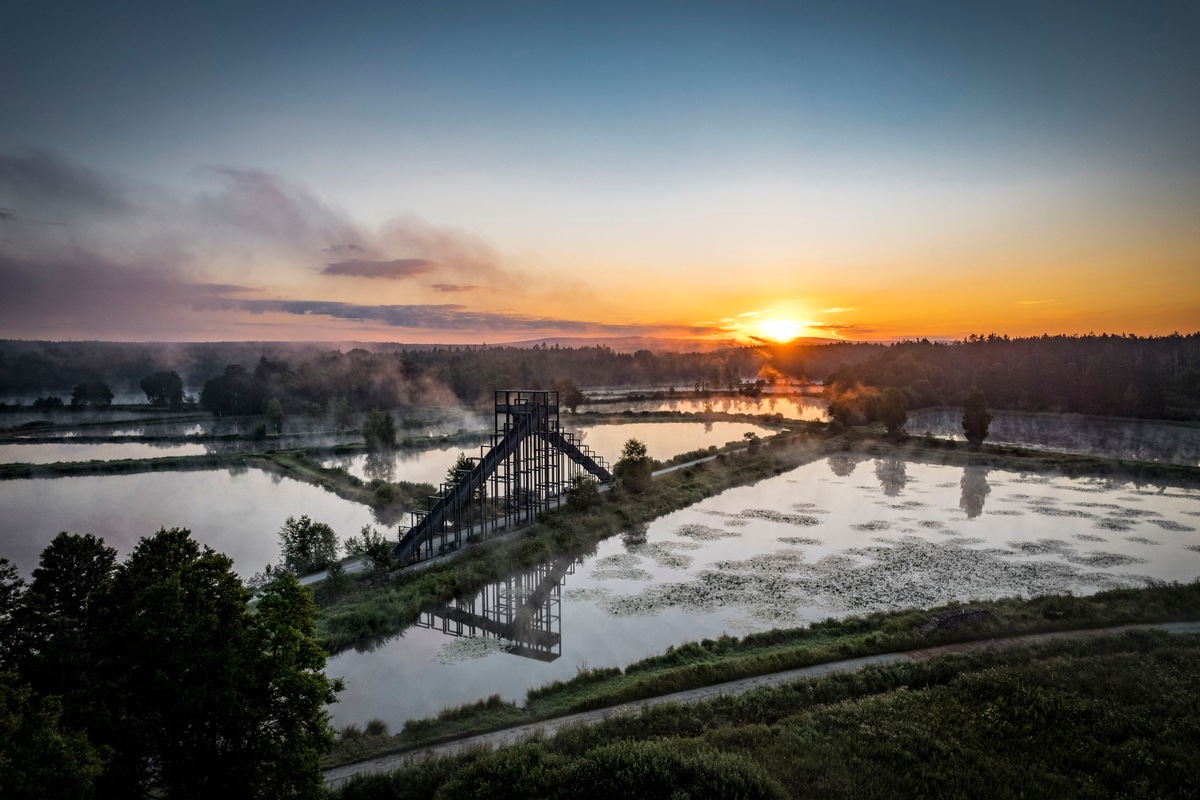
{"left": 324, "top": 620, "right": 1200, "bottom": 788}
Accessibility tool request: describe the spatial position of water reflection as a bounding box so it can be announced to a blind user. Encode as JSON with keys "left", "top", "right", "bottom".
{"left": 874, "top": 457, "right": 907, "bottom": 496}
{"left": 418, "top": 556, "right": 578, "bottom": 662}
{"left": 363, "top": 450, "right": 396, "bottom": 483}
{"left": 959, "top": 466, "right": 991, "bottom": 519}
{"left": 826, "top": 452, "right": 862, "bottom": 478}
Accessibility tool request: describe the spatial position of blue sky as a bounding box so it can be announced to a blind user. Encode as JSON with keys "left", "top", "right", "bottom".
{"left": 2, "top": 1, "right": 1197, "bottom": 341}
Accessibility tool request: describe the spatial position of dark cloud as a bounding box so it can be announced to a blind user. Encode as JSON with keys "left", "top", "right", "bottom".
{"left": 0, "top": 208, "right": 16, "bottom": 222}
{"left": 321, "top": 258, "right": 437, "bottom": 279}
{"left": 323, "top": 243, "right": 366, "bottom": 253}
{"left": 0, "top": 151, "right": 133, "bottom": 220}
{"left": 430, "top": 283, "right": 481, "bottom": 292}
{"left": 196, "top": 297, "right": 716, "bottom": 337}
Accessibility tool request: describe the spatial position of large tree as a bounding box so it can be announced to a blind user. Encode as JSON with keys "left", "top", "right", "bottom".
{"left": 962, "top": 387, "right": 993, "bottom": 447}
{"left": 279, "top": 515, "right": 340, "bottom": 575}
{"left": 70, "top": 381, "right": 113, "bottom": 408}
{"left": 614, "top": 438, "right": 653, "bottom": 494}
{"left": 140, "top": 370, "right": 184, "bottom": 408}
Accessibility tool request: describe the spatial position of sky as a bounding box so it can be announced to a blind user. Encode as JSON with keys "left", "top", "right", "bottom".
{"left": 1, "top": 0, "right": 1197, "bottom": 345}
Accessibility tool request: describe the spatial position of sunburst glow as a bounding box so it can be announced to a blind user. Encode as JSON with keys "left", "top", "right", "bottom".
{"left": 754, "top": 318, "right": 806, "bottom": 343}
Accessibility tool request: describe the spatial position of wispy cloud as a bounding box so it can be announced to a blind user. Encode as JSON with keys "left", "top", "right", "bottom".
{"left": 430, "top": 283, "right": 481, "bottom": 292}
{"left": 822, "top": 307, "right": 856, "bottom": 314}
{"left": 321, "top": 258, "right": 437, "bottom": 279}
{"left": 1016, "top": 299, "right": 1059, "bottom": 306}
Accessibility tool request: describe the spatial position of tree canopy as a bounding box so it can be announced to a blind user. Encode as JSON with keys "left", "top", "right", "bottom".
{"left": 0, "top": 529, "right": 340, "bottom": 798}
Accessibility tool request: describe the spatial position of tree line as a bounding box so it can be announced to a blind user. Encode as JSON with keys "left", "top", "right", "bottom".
{"left": 0, "top": 530, "right": 339, "bottom": 799}
{"left": 826, "top": 333, "right": 1200, "bottom": 421}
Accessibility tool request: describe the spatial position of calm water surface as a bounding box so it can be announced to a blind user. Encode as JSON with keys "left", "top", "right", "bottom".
{"left": 0, "top": 441, "right": 209, "bottom": 464}
{"left": 581, "top": 395, "right": 827, "bottom": 422}
{"left": 329, "top": 455, "right": 1200, "bottom": 729}
{"left": 0, "top": 469, "right": 377, "bottom": 578}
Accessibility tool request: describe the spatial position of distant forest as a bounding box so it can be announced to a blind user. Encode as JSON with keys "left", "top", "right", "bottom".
{"left": 1, "top": 334, "right": 1197, "bottom": 420}
{"left": 828, "top": 333, "right": 1200, "bottom": 421}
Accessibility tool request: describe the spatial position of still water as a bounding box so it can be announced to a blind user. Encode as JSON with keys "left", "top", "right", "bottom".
{"left": 0, "top": 468, "right": 377, "bottom": 578}
{"left": 0, "top": 441, "right": 209, "bottom": 464}
{"left": 329, "top": 455, "right": 1200, "bottom": 730}
{"left": 580, "top": 395, "right": 828, "bottom": 422}
{"left": 909, "top": 409, "right": 1200, "bottom": 467}
{"left": 319, "top": 422, "right": 778, "bottom": 484}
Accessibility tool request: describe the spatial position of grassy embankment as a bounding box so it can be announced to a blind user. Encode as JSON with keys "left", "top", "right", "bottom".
{"left": 329, "top": 625, "right": 1200, "bottom": 799}
{"left": 323, "top": 580, "right": 1200, "bottom": 770}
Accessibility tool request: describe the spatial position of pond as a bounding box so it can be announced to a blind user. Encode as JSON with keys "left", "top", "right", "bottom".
{"left": 580, "top": 394, "right": 827, "bottom": 422}
{"left": 908, "top": 409, "right": 1200, "bottom": 466}
{"left": 328, "top": 454, "right": 1200, "bottom": 730}
{"left": 0, "top": 468, "right": 378, "bottom": 578}
{"left": 319, "top": 421, "right": 778, "bottom": 484}
{"left": 0, "top": 441, "right": 210, "bottom": 464}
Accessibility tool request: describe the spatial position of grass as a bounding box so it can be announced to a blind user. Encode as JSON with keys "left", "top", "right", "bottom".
{"left": 320, "top": 581, "right": 1200, "bottom": 770}
{"left": 328, "top": 628, "right": 1200, "bottom": 798}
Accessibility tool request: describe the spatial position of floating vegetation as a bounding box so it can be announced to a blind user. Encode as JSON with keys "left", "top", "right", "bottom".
{"left": 722, "top": 518, "right": 750, "bottom": 528}
{"left": 1124, "top": 536, "right": 1160, "bottom": 546}
{"left": 791, "top": 502, "right": 821, "bottom": 510}
{"left": 437, "top": 635, "right": 513, "bottom": 664}
{"left": 779, "top": 536, "right": 822, "bottom": 546}
{"left": 590, "top": 553, "right": 656, "bottom": 581}
{"left": 626, "top": 540, "right": 698, "bottom": 571}
{"left": 1114, "top": 507, "right": 1162, "bottom": 519}
{"left": 988, "top": 509, "right": 1023, "bottom": 516}
{"left": 1094, "top": 518, "right": 1135, "bottom": 532}
{"left": 1184, "top": 511, "right": 1200, "bottom": 517}
{"left": 1030, "top": 506, "right": 1093, "bottom": 518}
{"left": 852, "top": 520, "right": 892, "bottom": 532}
{"left": 737, "top": 508, "right": 822, "bottom": 526}
{"left": 1006, "top": 539, "right": 1074, "bottom": 556}
{"left": 1073, "top": 533, "right": 1107, "bottom": 542}
{"left": 674, "top": 523, "right": 740, "bottom": 541}
{"left": 1147, "top": 519, "right": 1197, "bottom": 532}
{"left": 883, "top": 500, "right": 928, "bottom": 510}
{"left": 917, "top": 520, "right": 944, "bottom": 529}
{"left": 601, "top": 536, "right": 1139, "bottom": 622}
{"left": 1067, "top": 552, "right": 1148, "bottom": 568}
{"left": 1186, "top": 545, "right": 1200, "bottom": 553}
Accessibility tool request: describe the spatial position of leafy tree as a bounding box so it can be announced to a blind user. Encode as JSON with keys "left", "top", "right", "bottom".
{"left": 140, "top": 370, "right": 184, "bottom": 408}
{"left": 0, "top": 559, "right": 25, "bottom": 669}
{"left": 445, "top": 452, "right": 485, "bottom": 501}
{"left": 743, "top": 431, "right": 762, "bottom": 453}
{"left": 344, "top": 525, "right": 394, "bottom": 575}
{"left": 279, "top": 515, "right": 340, "bottom": 574}
{"left": 31, "top": 395, "right": 64, "bottom": 410}
{"left": 879, "top": 388, "right": 909, "bottom": 437}
{"left": 614, "top": 438, "right": 653, "bottom": 494}
{"left": 328, "top": 396, "right": 353, "bottom": 432}
{"left": 363, "top": 409, "right": 397, "bottom": 449}
{"left": 551, "top": 378, "right": 586, "bottom": 413}
{"left": 200, "top": 364, "right": 257, "bottom": 417}
{"left": 70, "top": 381, "right": 113, "bottom": 408}
{"left": 266, "top": 397, "right": 286, "bottom": 434}
{"left": 566, "top": 474, "right": 600, "bottom": 511}
{"left": 0, "top": 672, "right": 103, "bottom": 800}
{"left": 962, "top": 387, "right": 993, "bottom": 447}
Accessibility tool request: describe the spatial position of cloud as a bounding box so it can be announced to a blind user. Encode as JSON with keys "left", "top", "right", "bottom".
{"left": 822, "top": 307, "right": 856, "bottom": 314}
{"left": 0, "top": 208, "right": 16, "bottom": 222}
{"left": 1016, "top": 299, "right": 1059, "bottom": 306}
{"left": 430, "top": 283, "right": 481, "bottom": 292}
{"left": 321, "top": 258, "right": 437, "bottom": 279}
{"left": 0, "top": 151, "right": 133, "bottom": 220}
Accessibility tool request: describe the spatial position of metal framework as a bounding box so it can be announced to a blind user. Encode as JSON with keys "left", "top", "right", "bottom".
{"left": 416, "top": 556, "right": 577, "bottom": 661}
{"left": 395, "top": 390, "right": 612, "bottom": 564}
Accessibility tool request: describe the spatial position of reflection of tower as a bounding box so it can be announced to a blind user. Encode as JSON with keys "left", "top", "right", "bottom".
{"left": 417, "top": 556, "right": 577, "bottom": 661}
{"left": 959, "top": 466, "right": 991, "bottom": 519}
{"left": 874, "top": 457, "right": 907, "bottom": 496}
{"left": 826, "top": 452, "right": 860, "bottom": 478}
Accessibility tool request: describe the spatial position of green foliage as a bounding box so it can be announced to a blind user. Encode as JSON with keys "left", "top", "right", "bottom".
{"left": 963, "top": 386, "right": 993, "bottom": 446}
{"left": 551, "top": 377, "right": 586, "bottom": 412}
{"left": 265, "top": 397, "right": 286, "bottom": 434}
{"left": 140, "top": 370, "right": 184, "bottom": 408}
{"left": 70, "top": 380, "right": 113, "bottom": 408}
{"left": 0, "top": 672, "right": 103, "bottom": 799}
{"left": 566, "top": 474, "right": 600, "bottom": 510}
{"left": 363, "top": 409, "right": 397, "bottom": 450}
{"left": 279, "top": 515, "right": 340, "bottom": 575}
{"left": 344, "top": 525, "right": 395, "bottom": 576}
{"left": 1, "top": 528, "right": 341, "bottom": 799}
{"left": 328, "top": 396, "right": 354, "bottom": 432}
{"left": 879, "top": 387, "right": 909, "bottom": 437}
{"left": 614, "top": 438, "right": 653, "bottom": 493}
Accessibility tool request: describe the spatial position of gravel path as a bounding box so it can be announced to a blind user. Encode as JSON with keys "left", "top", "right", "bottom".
{"left": 324, "top": 620, "right": 1200, "bottom": 788}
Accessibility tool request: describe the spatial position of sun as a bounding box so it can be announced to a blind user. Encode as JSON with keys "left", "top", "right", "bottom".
{"left": 753, "top": 317, "right": 805, "bottom": 343}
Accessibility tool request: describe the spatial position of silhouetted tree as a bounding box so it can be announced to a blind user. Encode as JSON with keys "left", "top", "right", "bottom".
{"left": 962, "top": 387, "right": 993, "bottom": 447}
{"left": 278, "top": 515, "right": 339, "bottom": 575}
{"left": 70, "top": 381, "right": 113, "bottom": 408}
{"left": 879, "top": 388, "right": 909, "bottom": 437}
{"left": 614, "top": 438, "right": 653, "bottom": 494}
{"left": 362, "top": 409, "right": 397, "bottom": 450}
{"left": 140, "top": 370, "right": 184, "bottom": 408}
{"left": 265, "top": 397, "right": 285, "bottom": 434}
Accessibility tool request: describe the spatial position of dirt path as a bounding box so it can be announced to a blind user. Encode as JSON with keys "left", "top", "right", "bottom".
{"left": 323, "top": 620, "right": 1200, "bottom": 788}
